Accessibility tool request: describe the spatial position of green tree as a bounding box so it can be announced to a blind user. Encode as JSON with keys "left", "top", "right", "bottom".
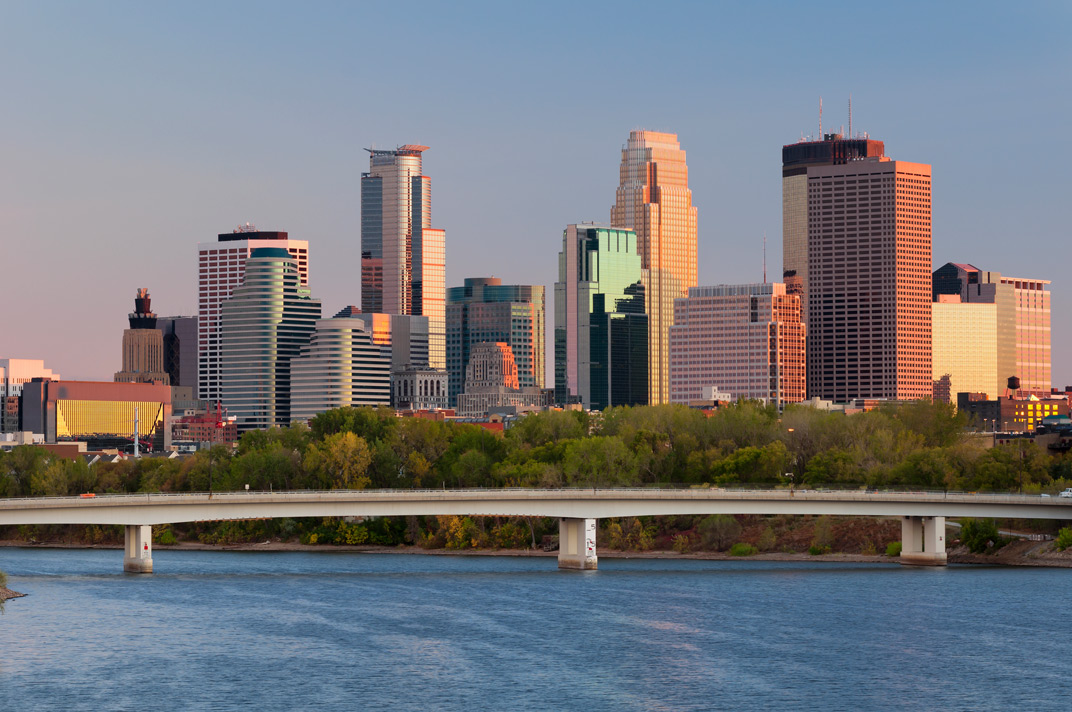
{"left": 561, "top": 436, "right": 637, "bottom": 487}
{"left": 303, "top": 432, "right": 373, "bottom": 490}
{"left": 698, "top": 514, "right": 741, "bottom": 551}
{"left": 960, "top": 518, "right": 1000, "bottom": 553}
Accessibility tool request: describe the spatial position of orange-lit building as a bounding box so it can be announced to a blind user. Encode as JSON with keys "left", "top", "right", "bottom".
{"left": 611, "top": 130, "right": 698, "bottom": 405}
{"left": 785, "top": 134, "right": 932, "bottom": 401}
{"left": 669, "top": 283, "right": 805, "bottom": 408}
{"left": 171, "top": 412, "right": 238, "bottom": 446}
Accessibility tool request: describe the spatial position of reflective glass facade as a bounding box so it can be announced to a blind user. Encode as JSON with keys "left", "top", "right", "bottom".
{"left": 220, "top": 248, "right": 321, "bottom": 432}
{"left": 446, "top": 278, "right": 545, "bottom": 406}
{"left": 611, "top": 131, "right": 697, "bottom": 405}
{"left": 290, "top": 316, "right": 391, "bottom": 421}
{"left": 555, "top": 225, "right": 648, "bottom": 410}
{"left": 360, "top": 146, "right": 446, "bottom": 369}
{"left": 931, "top": 299, "right": 998, "bottom": 402}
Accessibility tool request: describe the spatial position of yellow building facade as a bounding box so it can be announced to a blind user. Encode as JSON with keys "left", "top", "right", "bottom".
{"left": 932, "top": 298, "right": 997, "bottom": 403}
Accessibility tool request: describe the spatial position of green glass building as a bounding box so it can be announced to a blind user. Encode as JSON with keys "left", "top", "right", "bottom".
{"left": 221, "top": 247, "right": 322, "bottom": 431}
{"left": 555, "top": 225, "right": 648, "bottom": 410}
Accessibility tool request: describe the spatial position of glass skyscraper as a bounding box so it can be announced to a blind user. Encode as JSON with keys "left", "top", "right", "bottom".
{"left": 446, "top": 277, "right": 545, "bottom": 407}
{"left": 360, "top": 145, "right": 446, "bottom": 369}
{"left": 555, "top": 225, "right": 648, "bottom": 410}
{"left": 611, "top": 131, "right": 698, "bottom": 406}
{"left": 220, "top": 247, "right": 321, "bottom": 432}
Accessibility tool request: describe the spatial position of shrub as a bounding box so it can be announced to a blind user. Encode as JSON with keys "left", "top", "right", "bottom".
{"left": 961, "top": 518, "right": 1001, "bottom": 554}
{"left": 1055, "top": 527, "right": 1072, "bottom": 551}
{"left": 672, "top": 534, "right": 691, "bottom": 554}
{"left": 861, "top": 540, "right": 877, "bottom": 556}
{"left": 808, "top": 544, "right": 831, "bottom": 556}
{"left": 729, "top": 542, "right": 758, "bottom": 557}
{"left": 757, "top": 526, "right": 777, "bottom": 552}
{"left": 886, "top": 541, "right": 902, "bottom": 557}
{"left": 153, "top": 528, "right": 177, "bottom": 546}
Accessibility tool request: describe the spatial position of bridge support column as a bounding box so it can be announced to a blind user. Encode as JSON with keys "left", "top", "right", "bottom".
{"left": 899, "top": 516, "right": 946, "bottom": 566}
{"left": 124, "top": 525, "right": 153, "bottom": 573}
{"left": 558, "top": 518, "right": 597, "bottom": 570}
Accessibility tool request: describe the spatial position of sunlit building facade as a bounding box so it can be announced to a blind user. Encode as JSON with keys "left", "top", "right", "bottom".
{"left": 931, "top": 296, "right": 998, "bottom": 403}
{"left": 197, "top": 226, "right": 309, "bottom": 404}
{"left": 801, "top": 153, "right": 932, "bottom": 401}
{"left": 932, "top": 263, "right": 1051, "bottom": 396}
{"left": 555, "top": 225, "right": 648, "bottom": 410}
{"left": 610, "top": 130, "right": 697, "bottom": 405}
{"left": 456, "top": 342, "right": 548, "bottom": 418}
{"left": 446, "top": 277, "right": 545, "bottom": 406}
{"left": 669, "top": 283, "right": 805, "bottom": 408}
{"left": 20, "top": 379, "right": 171, "bottom": 451}
{"left": 290, "top": 313, "right": 392, "bottom": 421}
{"left": 220, "top": 247, "right": 321, "bottom": 432}
{"left": 361, "top": 145, "right": 446, "bottom": 369}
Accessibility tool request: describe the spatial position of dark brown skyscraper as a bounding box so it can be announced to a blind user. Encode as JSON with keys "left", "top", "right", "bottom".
{"left": 783, "top": 134, "right": 932, "bottom": 401}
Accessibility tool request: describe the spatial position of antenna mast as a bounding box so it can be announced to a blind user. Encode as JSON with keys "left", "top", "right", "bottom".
{"left": 819, "top": 96, "right": 823, "bottom": 138}
{"left": 763, "top": 232, "right": 767, "bottom": 283}
{"left": 848, "top": 93, "right": 853, "bottom": 137}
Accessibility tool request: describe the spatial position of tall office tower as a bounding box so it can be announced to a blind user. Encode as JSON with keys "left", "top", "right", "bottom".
{"left": 555, "top": 224, "right": 648, "bottom": 410}
{"left": 782, "top": 134, "right": 886, "bottom": 328}
{"left": 157, "top": 316, "right": 198, "bottom": 389}
{"left": 290, "top": 313, "right": 392, "bottom": 421}
{"left": 220, "top": 248, "right": 321, "bottom": 432}
{"left": 446, "top": 277, "right": 545, "bottom": 406}
{"left": 787, "top": 137, "right": 932, "bottom": 401}
{"left": 197, "top": 225, "right": 309, "bottom": 404}
{"left": 0, "top": 359, "right": 60, "bottom": 433}
{"left": 931, "top": 295, "right": 997, "bottom": 402}
{"left": 932, "top": 263, "right": 1051, "bottom": 396}
{"left": 610, "top": 130, "right": 698, "bottom": 405}
{"left": 669, "top": 283, "right": 805, "bottom": 408}
{"left": 115, "top": 289, "right": 170, "bottom": 385}
{"left": 361, "top": 145, "right": 446, "bottom": 369}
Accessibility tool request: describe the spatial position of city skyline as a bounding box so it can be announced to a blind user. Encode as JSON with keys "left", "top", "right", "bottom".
{"left": 2, "top": 3, "right": 1069, "bottom": 388}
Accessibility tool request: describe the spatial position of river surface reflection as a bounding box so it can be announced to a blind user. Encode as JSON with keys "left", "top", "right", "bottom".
{"left": 1, "top": 548, "right": 1069, "bottom": 710}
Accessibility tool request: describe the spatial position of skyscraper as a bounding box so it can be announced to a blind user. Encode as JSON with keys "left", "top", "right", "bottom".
{"left": 555, "top": 224, "right": 648, "bottom": 410}
{"left": 446, "top": 277, "right": 545, "bottom": 406}
{"left": 115, "top": 289, "right": 170, "bottom": 385}
{"left": 931, "top": 295, "right": 997, "bottom": 402}
{"left": 782, "top": 134, "right": 886, "bottom": 323}
{"left": 220, "top": 247, "right": 321, "bottom": 431}
{"left": 361, "top": 145, "right": 446, "bottom": 369}
{"left": 669, "top": 283, "right": 805, "bottom": 408}
{"left": 0, "top": 359, "right": 60, "bottom": 434}
{"left": 610, "top": 130, "right": 698, "bottom": 405}
{"left": 197, "top": 225, "right": 309, "bottom": 404}
{"left": 784, "top": 134, "right": 932, "bottom": 401}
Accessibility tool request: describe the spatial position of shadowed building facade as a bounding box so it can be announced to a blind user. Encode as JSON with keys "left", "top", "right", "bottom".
{"left": 555, "top": 225, "right": 648, "bottom": 410}
{"left": 197, "top": 225, "right": 309, "bottom": 405}
{"left": 611, "top": 130, "right": 697, "bottom": 405}
{"left": 220, "top": 248, "right": 321, "bottom": 432}
{"left": 446, "top": 278, "right": 545, "bottom": 407}
{"left": 361, "top": 145, "right": 446, "bottom": 369}
{"left": 784, "top": 134, "right": 932, "bottom": 401}
{"left": 669, "top": 283, "right": 805, "bottom": 408}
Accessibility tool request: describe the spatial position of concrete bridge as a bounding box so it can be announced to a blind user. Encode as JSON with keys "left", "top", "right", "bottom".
{"left": 1, "top": 488, "right": 1069, "bottom": 572}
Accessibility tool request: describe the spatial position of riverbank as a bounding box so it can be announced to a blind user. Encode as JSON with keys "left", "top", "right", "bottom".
{"left": 1, "top": 586, "right": 26, "bottom": 601}
{"left": 4, "top": 538, "right": 1072, "bottom": 567}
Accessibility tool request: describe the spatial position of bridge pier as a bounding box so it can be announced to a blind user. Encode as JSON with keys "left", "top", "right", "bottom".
{"left": 124, "top": 525, "right": 153, "bottom": 573}
{"left": 899, "top": 516, "right": 946, "bottom": 566}
{"left": 558, "top": 518, "right": 597, "bottom": 570}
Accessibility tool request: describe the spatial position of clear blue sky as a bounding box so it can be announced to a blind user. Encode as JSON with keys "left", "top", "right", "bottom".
{"left": 2, "top": 1, "right": 1069, "bottom": 387}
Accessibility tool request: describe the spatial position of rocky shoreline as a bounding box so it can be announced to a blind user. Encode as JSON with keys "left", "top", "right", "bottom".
{"left": 1, "top": 586, "right": 26, "bottom": 601}
{"left": 3, "top": 539, "right": 1071, "bottom": 567}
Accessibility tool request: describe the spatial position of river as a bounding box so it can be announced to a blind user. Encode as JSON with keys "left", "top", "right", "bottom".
{"left": 0, "top": 548, "right": 1069, "bottom": 710}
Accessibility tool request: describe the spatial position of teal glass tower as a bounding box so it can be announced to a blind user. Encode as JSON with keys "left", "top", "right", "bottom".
{"left": 555, "top": 225, "right": 648, "bottom": 410}
{"left": 220, "top": 247, "right": 322, "bottom": 431}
